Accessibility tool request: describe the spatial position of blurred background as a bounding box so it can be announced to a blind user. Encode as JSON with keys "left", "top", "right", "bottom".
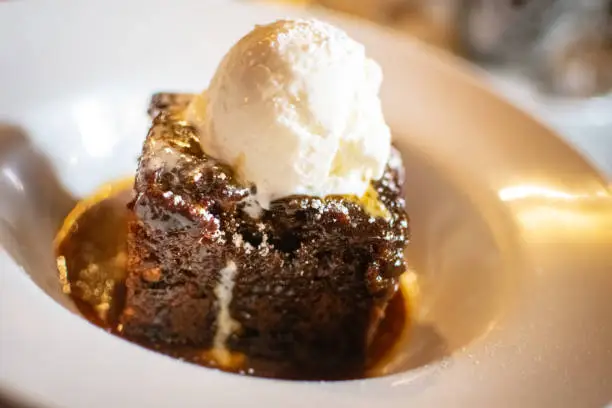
{"left": 258, "top": 0, "right": 612, "bottom": 175}
{"left": 262, "top": 0, "right": 612, "bottom": 97}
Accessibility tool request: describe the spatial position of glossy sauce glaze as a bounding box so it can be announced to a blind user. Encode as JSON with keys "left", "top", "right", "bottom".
{"left": 55, "top": 180, "right": 412, "bottom": 380}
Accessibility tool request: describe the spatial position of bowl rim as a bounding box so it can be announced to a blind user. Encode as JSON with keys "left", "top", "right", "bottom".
{"left": 1, "top": 1, "right": 611, "bottom": 408}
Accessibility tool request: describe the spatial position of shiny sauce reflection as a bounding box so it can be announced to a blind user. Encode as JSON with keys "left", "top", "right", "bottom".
{"left": 54, "top": 179, "right": 410, "bottom": 380}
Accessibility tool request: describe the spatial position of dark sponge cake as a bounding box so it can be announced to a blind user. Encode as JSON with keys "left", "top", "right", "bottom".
{"left": 121, "top": 93, "right": 409, "bottom": 376}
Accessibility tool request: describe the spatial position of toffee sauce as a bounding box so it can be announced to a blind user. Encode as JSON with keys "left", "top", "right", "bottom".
{"left": 55, "top": 181, "right": 410, "bottom": 380}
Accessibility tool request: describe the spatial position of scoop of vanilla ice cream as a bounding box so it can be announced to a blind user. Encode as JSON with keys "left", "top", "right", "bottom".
{"left": 188, "top": 19, "right": 391, "bottom": 208}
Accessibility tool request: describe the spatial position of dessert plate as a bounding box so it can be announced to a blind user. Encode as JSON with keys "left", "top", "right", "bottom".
{"left": 1, "top": 1, "right": 611, "bottom": 407}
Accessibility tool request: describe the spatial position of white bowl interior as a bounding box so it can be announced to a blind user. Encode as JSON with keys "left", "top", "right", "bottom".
{"left": 1, "top": 2, "right": 611, "bottom": 407}
{"left": 0, "top": 117, "right": 515, "bottom": 377}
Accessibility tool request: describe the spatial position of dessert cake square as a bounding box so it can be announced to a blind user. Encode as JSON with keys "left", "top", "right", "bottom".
{"left": 121, "top": 93, "right": 408, "bottom": 375}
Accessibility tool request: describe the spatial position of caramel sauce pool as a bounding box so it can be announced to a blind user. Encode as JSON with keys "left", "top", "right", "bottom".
{"left": 55, "top": 180, "right": 412, "bottom": 380}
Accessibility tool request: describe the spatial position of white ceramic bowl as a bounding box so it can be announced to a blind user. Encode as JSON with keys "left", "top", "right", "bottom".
{"left": 1, "top": 1, "right": 611, "bottom": 407}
